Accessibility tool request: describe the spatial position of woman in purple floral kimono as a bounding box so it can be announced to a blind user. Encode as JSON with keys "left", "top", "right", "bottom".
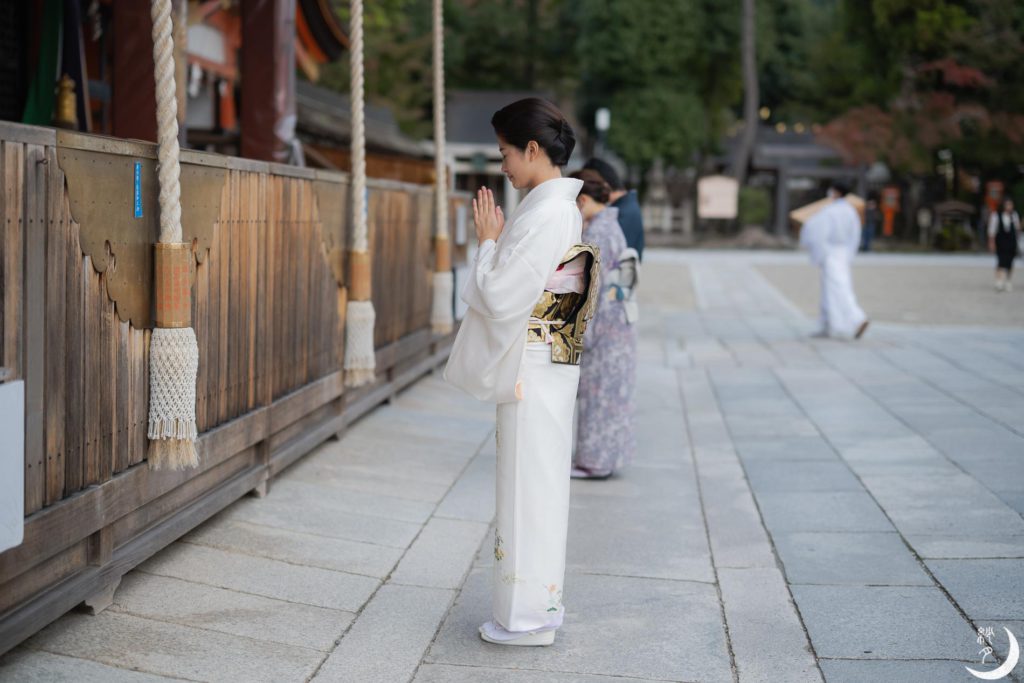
{"left": 569, "top": 169, "right": 638, "bottom": 478}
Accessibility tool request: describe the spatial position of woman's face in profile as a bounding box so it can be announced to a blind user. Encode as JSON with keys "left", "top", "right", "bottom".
{"left": 498, "top": 136, "right": 530, "bottom": 190}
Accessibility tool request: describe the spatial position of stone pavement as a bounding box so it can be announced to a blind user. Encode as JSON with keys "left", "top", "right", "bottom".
{"left": 2, "top": 249, "right": 1023, "bottom": 682}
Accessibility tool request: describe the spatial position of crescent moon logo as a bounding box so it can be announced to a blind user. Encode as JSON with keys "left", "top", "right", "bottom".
{"left": 966, "top": 627, "right": 1020, "bottom": 680}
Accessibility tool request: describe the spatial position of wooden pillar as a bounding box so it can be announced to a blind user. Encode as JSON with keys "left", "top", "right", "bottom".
{"left": 240, "top": 0, "right": 297, "bottom": 162}
{"left": 112, "top": 3, "right": 158, "bottom": 142}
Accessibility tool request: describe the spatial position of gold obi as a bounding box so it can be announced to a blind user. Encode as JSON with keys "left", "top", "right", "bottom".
{"left": 525, "top": 243, "right": 601, "bottom": 365}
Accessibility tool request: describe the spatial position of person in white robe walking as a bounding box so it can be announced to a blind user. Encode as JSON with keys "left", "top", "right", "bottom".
{"left": 799, "top": 182, "right": 870, "bottom": 340}
{"left": 445, "top": 98, "right": 599, "bottom": 647}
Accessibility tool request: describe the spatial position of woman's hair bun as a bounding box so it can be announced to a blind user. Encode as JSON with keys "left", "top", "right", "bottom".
{"left": 570, "top": 168, "right": 611, "bottom": 204}
{"left": 491, "top": 98, "right": 575, "bottom": 167}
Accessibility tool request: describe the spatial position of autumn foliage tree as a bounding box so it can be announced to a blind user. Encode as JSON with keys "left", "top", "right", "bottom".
{"left": 815, "top": 1, "right": 1024, "bottom": 180}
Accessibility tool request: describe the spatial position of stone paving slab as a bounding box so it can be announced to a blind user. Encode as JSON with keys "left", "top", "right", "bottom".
{"left": 390, "top": 517, "right": 491, "bottom": 589}
{"left": 0, "top": 650, "right": 186, "bottom": 682}
{"left": 312, "top": 438, "right": 477, "bottom": 486}
{"left": 23, "top": 612, "right": 323, "bottom": 682}
{"left": 220, "top": 489, "right": 423, "bottom": 548}
{"left": 138, "top": 543, "right": 379, "bottom": 612}
{"left": 817, "top": 658, "right": 979, "bottom": 683}
{"left": 904, "top": 534, "right": 1024, "bottom": 560}
{"left": 426, "top": 567, "right": 734, "bottom": 682}
{"left": 925, "top": 559, "right": 1024, "bottom": 621}
{"left": 109, "top": 572, "right": 354, "bottom": 652}
{"left": 434, "top": 451, "right": 497, "bottom": 523}
{"left": 718, "top": 567, "right": 821, "bottom": 682}
{"left": 772, "top": 532, "right": 932, "bottom": 586}
{"left": 740, "top": 460, "right": 864, "bottom": 493}
{"left": 285, "top": 455, "right": 453, "bottom": 504}
{"left": 790, "top": 585, "right": 976, "bottom": 660}
{"left": 732, "top": 436, "right": 839, "bottom": 463}
{"left": 414, "top": 663, "right": 637, "bottom": 682}
{"left": 314, "top": 584, "right": 455, "bottom": 683}
{"left": 183, "top": 515, "right": 403, "bottom": 579}
{"left": 567, "top": 468, "right": 713, "bottom": 584}
{"left": 697, "top": 468, "right": 778, "bottom": 570}
{"left": 754, "top": 491, "right": 894, "bottom": 533}
{"left": 263, "top": 476, "right": 438, "bottom": 524}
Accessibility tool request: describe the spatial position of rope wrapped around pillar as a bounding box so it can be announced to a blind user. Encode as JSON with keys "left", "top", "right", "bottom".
{"left": 147, "top": 0, "right": 199, "bottom": 469}
{"left": 430, "top": 0, "right": 453, "bottom": 335}
{"left": 343, "top": 0, "right": 376, "bottom": 387}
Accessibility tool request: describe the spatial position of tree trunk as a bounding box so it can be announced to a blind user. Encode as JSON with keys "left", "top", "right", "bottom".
{"left": 732, "top": 0, "right": 757, "bottom": 185}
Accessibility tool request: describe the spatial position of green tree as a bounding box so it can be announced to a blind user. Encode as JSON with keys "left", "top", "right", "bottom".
{"left": 574, "top": 0, "right": 740, "bottom": 167}
{"left": 812, "top": 0, "right": 1024, "bottom": 178}
{"left": 317, "top": 0, "right": 434, "bottom": 138}
{"left": 445, "top": 0, "right": 577, "bottom": 93}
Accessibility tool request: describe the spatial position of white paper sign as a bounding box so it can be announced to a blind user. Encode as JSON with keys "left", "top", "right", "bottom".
{"left": 698, "top": 175, "right": 739, "bottom": 219}
{"left": 0, "top": 380, "right": 25, "bottom": 553}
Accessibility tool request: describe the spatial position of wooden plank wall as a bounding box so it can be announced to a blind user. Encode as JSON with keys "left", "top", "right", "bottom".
{"left": 0, "top": 123, "right": 466, "bottom": 655}
{"left": 370, "top": 185, "right": 434, "bottom": 348}
{"left": 0, "top": 141, "right": 348, "bottom": 514}
{"left": 0, "top": 140, "right": 151, "bottom": 516}
{"left": 0, "top": 138, "right": 466, "bottom": 517}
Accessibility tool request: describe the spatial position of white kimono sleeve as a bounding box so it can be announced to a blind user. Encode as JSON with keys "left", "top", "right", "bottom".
{"left": 444, "top": 203, "right": 577, "bottom": 403}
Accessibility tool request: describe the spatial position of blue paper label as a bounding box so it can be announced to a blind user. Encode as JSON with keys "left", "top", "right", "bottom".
{"left": 133, "top": 161, "right": 143, "bottom": 218}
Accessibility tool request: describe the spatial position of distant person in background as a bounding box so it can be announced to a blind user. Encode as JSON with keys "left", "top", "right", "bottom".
{"left": 861, "top": 194, "right": 881, "bottom": 252}
{"left": 799, "top": 182, "right": 870, "bottom": 340}
{"left": 583, "top": 158, "right": 645, "bottom": 260}
{"left": 988, "top": 197, "right": 1021, "bottom": 292}
{"left": 569, "top": 169, "right": 638, "bottom": 479}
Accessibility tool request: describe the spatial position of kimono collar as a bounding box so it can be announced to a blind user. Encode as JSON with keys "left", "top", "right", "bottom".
{"left": 597, "top": 206, "right": 620, "bottom": 223}
{"left": 511, "top": 177, "right": 584, "bottom": 221}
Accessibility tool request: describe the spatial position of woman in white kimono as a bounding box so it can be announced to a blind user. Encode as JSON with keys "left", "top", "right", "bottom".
{"left": 444, "top": 98, "right": 599, "bottom": 646}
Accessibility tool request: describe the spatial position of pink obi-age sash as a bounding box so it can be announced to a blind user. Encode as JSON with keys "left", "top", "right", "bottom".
{"left": 544, "top": 255, "right": 586, "bottom": 294}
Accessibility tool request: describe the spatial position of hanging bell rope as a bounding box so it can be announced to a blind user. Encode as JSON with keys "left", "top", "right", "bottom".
{"left": 147, "top": 0, "right": 199, "bottom": 469}
{"left": 343, "top": 0, "right": 377, "bottom": 387}
{"left": 429, "top": 0, "right": 453, "bottom": 335}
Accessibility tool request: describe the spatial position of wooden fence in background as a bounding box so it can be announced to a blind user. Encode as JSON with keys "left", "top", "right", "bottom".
{"left": 0, "top": 122, "right": 468, "bottom": 654}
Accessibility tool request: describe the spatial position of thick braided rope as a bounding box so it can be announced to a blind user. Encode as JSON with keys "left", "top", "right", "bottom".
{"left": 344, "top": 0, "right": 376, "bottom": 385}
{"left": 433, "top": 0, "right": 447, "bottom": 241}
{"left": 349, "top": 0, "right": 367, "bottom": 254}
{"left": 430, "top": 0, "right": 453, "bottom": 334}
{"left": 151, "top": 0, "right": 182, "bottom": 244}
{"left": 148, "top": 0, "right": 198, "bottom": 469}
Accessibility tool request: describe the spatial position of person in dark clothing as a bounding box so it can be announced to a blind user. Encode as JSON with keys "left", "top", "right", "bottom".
{"left": 583, "top": 158, "right": 645, "bottom": 260}
{"left": 988, "top": 197, "right": 1021, "bottom": 291}
{"left": 862, "top": 194, "right": 881, "bottom": 252}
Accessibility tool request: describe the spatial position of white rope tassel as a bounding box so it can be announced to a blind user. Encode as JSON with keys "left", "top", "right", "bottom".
{"left": 344, "top": 300, "right": 376, "bottom": 386}
{"left": 344, "top": 0, "right": 376, "bottom": 387}
{"left": 429, "top": 0, "right": 453, "bottom": 335}
{"left": 431, "top": 270, "right": 453, "bottom": 334}
{"left": 148, "top": 327, "right": 199, "bottom": 469}
{"left": 148, "top": 0, "right": 199, "bottom": 468}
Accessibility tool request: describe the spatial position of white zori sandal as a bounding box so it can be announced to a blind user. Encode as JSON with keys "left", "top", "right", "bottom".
{"left": 478, "top": 620, "right": 557, "bottom": 646}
